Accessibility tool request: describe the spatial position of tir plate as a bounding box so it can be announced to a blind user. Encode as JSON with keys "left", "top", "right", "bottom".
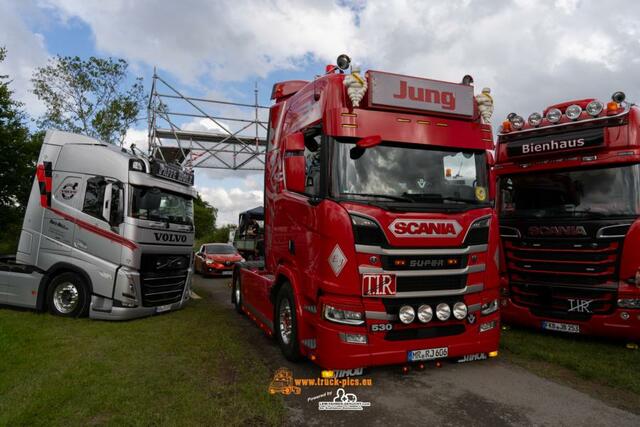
{"left": 408, "top": 346, "right": 448, "bottom": 362}
{"left": 541, "top": 320, "right": 580, "bottom": 334}
{"left": 222, "top": 270, "right": 233, "bottom": 276}
{"left": 156, "top": 304, "right": 172, "bottom": 313}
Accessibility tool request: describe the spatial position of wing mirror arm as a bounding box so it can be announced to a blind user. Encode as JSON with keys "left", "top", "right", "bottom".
{"left": 350, "top": 135, "right": 382, "bottom": 159}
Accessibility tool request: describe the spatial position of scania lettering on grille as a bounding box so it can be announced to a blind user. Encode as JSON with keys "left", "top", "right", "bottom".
{"left": 389, "top": 219, "right": 462, "bottom": 238}
{"left": 528, "top": 226, "right": 587, "bottom": 237}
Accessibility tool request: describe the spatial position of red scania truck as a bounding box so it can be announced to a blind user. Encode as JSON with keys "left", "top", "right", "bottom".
{"left": 495, "top": 92, "right": 640, "bottom": 341}
{"left": 232, "top": 56, "right": 501, "bottom": 369}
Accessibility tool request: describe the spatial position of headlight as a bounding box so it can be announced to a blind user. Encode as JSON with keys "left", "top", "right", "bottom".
{"left": 399, "top": 305, "right": 416, "bottom": 324}
{"left": 240, "top": 258, "right": 246, "bottom": 262}
{"left": 481, "top": 299, "right": 499, "bottom": 315}
{"left": 586, "top": 100, "right": 604, "bottom": 116}
{"left": 436, "top": 303, "right": 451, "bottom": 321}
{"left": 546, "top": 108, "right": 562, "bottom": 123}
{"left": 206, "top": 259, "right": 213, "bottom": 265}
{"left": 452, "top": 302, "right": 468, "bottom": 320}
{"left": 527, "top": 112, "right": 542, "bottom": 127}
{"left": 323, "top": 304, "right": 365, "bottom": 325}
{"left": 617, "top": 298, "right": 640, "bottom": 309}
{"left": 509, "top": 114, "right": 524, "bottom": 130}
{"left": 565, "top": 104, "right": 582, "bottom": 120}
{"left": 417, "top": 304, "right": 433, "bottom": 323}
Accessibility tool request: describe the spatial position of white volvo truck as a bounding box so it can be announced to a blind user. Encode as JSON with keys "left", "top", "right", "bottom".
{"left": 0, "top": 130, "right": 196, "bottom": 320}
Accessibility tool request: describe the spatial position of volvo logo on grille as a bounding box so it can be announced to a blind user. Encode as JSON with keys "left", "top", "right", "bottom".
{"left": 528, "top": 225, "right": 587, "bottom": 237}
{"left": 155, "top": 256, "right": 186, "bottom": 270}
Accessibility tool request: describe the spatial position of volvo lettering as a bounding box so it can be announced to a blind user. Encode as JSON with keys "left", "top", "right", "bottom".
{"left": 231, "top": 55, "right": 501, "bottom": 369}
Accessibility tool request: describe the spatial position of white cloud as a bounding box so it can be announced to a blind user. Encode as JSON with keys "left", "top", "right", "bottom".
{"left": 0, "top": 0, "right": 50, "bottom": 117}
{"left": 196, "top": 185, "right": 263, "bottom": 226}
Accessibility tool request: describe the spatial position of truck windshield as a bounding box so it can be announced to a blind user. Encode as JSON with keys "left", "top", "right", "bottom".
{"left": 500, "top": 165, "right": 640, "bottom": 218}
{"left": 332, "top": 139, "right": 489, "bottom": 207}
{"left": 130, "top": 186, "right": 194, "bottom": 225}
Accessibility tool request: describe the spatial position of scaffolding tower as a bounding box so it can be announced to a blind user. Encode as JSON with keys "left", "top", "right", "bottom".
{"left": 147, "top": 70, "right": 268, "bottom": 170}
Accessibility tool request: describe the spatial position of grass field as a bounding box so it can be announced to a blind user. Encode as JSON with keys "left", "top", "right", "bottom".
{"left": 501, "top": 325, "right": 640, "bottom": 397}
{"left": 0, "top": 294, "right": 285, "bottom": 426}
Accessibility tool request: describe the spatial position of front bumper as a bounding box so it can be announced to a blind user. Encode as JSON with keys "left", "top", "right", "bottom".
{"left": 202, "top": 264, "right": 235, "bottom": 276}
{"left": 89, "top": 297, "right": 188, "bottom": 320}
{"left": 502, "top": 299, "right": 640, "bottom": 341}
{"left": 312, "top": 312, "right": 500, "bottom": 370}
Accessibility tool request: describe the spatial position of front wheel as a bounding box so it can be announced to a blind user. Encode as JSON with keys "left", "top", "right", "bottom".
{"left": 47, "top": 272, "right": 91, "bottom": 317}
{"left": 275, "top": 283, "right": 302, "bottom": 362}
{"left": 232, "top": 271, "right": 243, "bottom": 314}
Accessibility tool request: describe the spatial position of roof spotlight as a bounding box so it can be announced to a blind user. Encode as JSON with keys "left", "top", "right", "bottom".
{"left": 546, "top": 108, "right": 562, "bottom": 123}
{"left": 586, "top": 100, "right": 604, "bottom": 116}
{"left": 612, "top": 91, "right": 626, "bottom": 104}
{"left": 336, "top": 54, "right": 351, "bottom": 71}
{"left": 462, "top": 74, "right": 474, "bottom": 85}
{"left": 565, "top": 104, "right": 582, "bottom": 120}
{"left": 509, "top": 114, "right": 525, "bottom": 130}
{"left": 528, "top": 112, "right": 543, "bottom": 127}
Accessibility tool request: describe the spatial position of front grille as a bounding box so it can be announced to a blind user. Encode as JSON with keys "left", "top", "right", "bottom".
{"left": 510, "top": 282, "right": 617, "bottom": 320}
{"left": 396, "top": 275, "right": 467, "bottom": 293}
{"left": 503, "top": 239, "right": 621, "bottom": 287}
{"left": 140, "top": 254, "right": 189, "bottom": 307}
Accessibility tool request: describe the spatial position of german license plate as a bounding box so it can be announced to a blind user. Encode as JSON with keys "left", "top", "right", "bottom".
{"left": 408, "top": 347, "right": 448, "bottom": 362}
{"left": 541, "top": 321, "right": 580, "bottom": 334}
{"left": 156, "top": 304, "right": 172, "bottom": 313}
{"left": 222, "top": 270, "right": 232, "bottom": 276}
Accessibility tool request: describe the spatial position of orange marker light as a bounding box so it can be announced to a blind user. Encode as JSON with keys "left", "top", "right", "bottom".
{"left": 607, "top": 101, "right": 620, "bottom": 114}
{"left": 447, "top": 258, "right": 458, "bottom": 265}
{"left": 502, "top": 120, "right": 512, "bottom": 132}
{"left": 445, "top": 168, "right": 452, "bottom": 177}
{"left": 394, "top": 259, "right": 406, "bottom": 267}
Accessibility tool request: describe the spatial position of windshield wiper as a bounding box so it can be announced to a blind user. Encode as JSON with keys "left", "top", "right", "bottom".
{"left": 402, "top": 193, "right": 482, "bottom": 204}
{"left": 342, "top": 193, "right": 413, "bottom": 202}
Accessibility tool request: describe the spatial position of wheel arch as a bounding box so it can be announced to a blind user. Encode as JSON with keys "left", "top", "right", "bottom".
{"left": 37, "top": 262, "right": 94, "bottom": 311}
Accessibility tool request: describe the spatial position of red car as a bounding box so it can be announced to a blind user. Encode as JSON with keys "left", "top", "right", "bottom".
{"left": 194, "top": 243, "right": 244, "bottom": 277}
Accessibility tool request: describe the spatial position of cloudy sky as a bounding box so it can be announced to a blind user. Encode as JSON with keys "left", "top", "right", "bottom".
{"left": 2, "top": 0, "right": 640, "bottom": 224}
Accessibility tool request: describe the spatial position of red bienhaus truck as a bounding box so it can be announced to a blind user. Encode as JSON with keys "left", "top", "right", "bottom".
{"left": 495, "top": 92, "right": 640, "bottom": 341}
{"left": 232, "top": 56, "right": 501, "bottom": 369}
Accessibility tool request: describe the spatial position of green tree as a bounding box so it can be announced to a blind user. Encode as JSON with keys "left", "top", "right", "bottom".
{"left": 0, "top": 47, "right": 44, "bottom": 253}
{"left": 193, "top": 194, "right": 217, "bottom": 240}
{"left": 31, "top": 55, "right": 144, "bottom": 145}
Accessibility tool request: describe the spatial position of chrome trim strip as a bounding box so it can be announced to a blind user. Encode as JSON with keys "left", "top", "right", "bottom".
{"left": 497, "top": 107, "right": 629, "bottom": 137}
{"left": 596, "top": 223, "right": 632, "bottom": 239}
{"left": 243, "top": 300, "right": 274, "bottom": 331}
{"left": 365, "top": 311, "right": 396, "bottom": 321}
{"left": 359, "top": 264, "right": 485, "bottom": 277}
{"left": 355, "top": 244, "right": 487, "bottom": 256}
{"left": 370, "top": 283, "right": 484, "bottom": 299}
{"left": 499, "top": 226, "right": 521, "bottom": 238}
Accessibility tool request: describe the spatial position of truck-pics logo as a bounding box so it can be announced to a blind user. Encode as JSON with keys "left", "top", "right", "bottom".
{"left": 362, "top": 274, "right": 396, "bottom": 296}
{"left": 389, "top": 219, "right": 462, "bottom": 238}
{"left": 153, "top": 232, "right": 188, "bottom": 243}
{"left": 528, "top": 225, "right": 587, "bottom": 237}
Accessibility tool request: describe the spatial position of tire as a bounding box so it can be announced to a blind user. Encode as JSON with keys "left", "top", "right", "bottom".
{"left": 275, "top": 283, "right": 303, "bottom": 362}
{"left": 232, "top": 271, "right": 243, "bottom": 314}
{"left": 46, "top": 272, "right": 91, "bottom": 317}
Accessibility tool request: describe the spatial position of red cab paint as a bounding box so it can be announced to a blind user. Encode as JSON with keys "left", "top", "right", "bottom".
{"left": 495, "top": 96, "right": 640, "bottom": 341}
{"left": 233, "top": 61, "right": 500, "bottom": 369}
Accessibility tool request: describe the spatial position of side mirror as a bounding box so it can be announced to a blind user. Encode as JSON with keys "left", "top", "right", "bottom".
{"left": 350, "top": 135, "right": 382, "bottom": 160}
{"left": 486, "top": 150, "right": 495, "bottom": 166}
{"left": 102, "top": 182, "right": 113, "bottom": 224}
{"left": 284, "top": 132, "right": 305, "bottom": 152}
{"left": 285, "top": 155, "right": 306, "bottom": 193}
